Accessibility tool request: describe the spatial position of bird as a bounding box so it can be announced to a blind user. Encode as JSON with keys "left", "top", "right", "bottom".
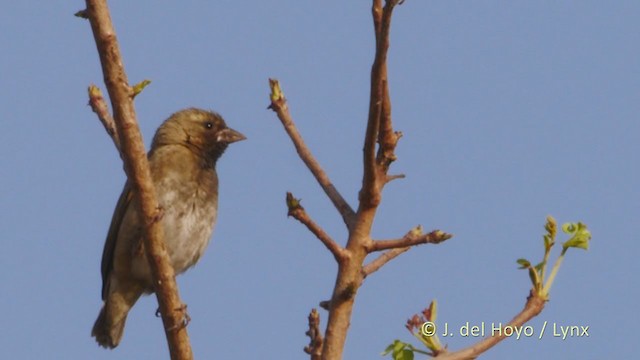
{"left": 91, "top": 108, "right": 245, "bottom": 348}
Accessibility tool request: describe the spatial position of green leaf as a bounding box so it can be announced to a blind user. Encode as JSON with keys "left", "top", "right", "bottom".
{"left": 382, "top": 342, "right": 397, "bottom": 356}
{"left": 382, "top": 340, "right": 410, "bottom": 358}
{"left": 428, "top": 300, "right": 437, "bottom": 322}
{"left": 398, "top": 349, "right": 414, "bottom": 360}
{"left": 516, "top": 258, "right": 531, "bottom": 269}
{"left": 131, "top": 79, "right": 151, "bottom": 99}
{"left": 562, "top": 222, "right": 591, "bottom": 250}
{"left": 562, "top": 222, "right": 577, "bottom": 234}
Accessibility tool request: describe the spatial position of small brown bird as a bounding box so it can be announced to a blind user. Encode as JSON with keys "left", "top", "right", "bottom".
{"left": 92, "top": 108, "right": 245, "bottom": 348}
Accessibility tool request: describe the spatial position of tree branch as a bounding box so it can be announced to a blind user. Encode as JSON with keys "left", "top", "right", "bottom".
{"left": 367, "top": 229, "right": 453, "bottom": 252}
{"left": 286, "top": 192, "right": 347, "bottom": 263}
{"left": 304, "top": 309, "right": 324, "bottom": 360}
{"left": 83, "top": 1, "right": 193, "bottom": 358}
{"left": 361, "top": 229, "right": 452, "bottom": 277}
{"left": 434, "top": 293, "right": 547, "bottom": 360}
{"left": 320, "top": 2, "right": 420, "bottom": 359}
{"left": 362, "top": 247, "right": 410, "bottom": 278}
{"left": 360, "top": 0, "right": 400, "bottom": 207}
{"left": 269, "top": 79, "right": 356, "bottom": 228}
{"left": 88, "top": 85, "right": 121, "bottom": 153}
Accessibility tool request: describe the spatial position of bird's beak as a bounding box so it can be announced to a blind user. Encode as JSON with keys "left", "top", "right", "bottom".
{"left": 217, "top": 127, "right": 247, "bottom": 144}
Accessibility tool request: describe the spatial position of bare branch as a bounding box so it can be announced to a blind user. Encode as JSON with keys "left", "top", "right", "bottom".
{"left": 286, "top": 192, "right": 347, "bottom": 263}
{"left": 304, "top": 309, "right": 324, "bottom": 360}
{"left": 88, "top": 85, "right": 121, "bottom": 153}
{"left": 269, "top": 79, "right": 356, "bottom": 228}
{"left": 384, "top": 173, "right": 406, "bottom": 184}
{"left": 362, "top": 247, "right": 410, "bottom": 278}
{"left": 362, "top": 228, "right": 452, "bottom": 277}
{"left": 434, "top": 293, "right": 547, "bottom": 360}
{"left": 368, "top": 229, "right": 453, "bottom": 252}
{"left": 360, "top": 0, "right": 401, "bottom": 208}
{"left": 319, "top": 2, "right": 408, "bottom": 359}
{"left": 360, "top": 0, "right": 386, "bottom": 208}
{"left": 84, "top": 1, "right": 193, "bottom": 358}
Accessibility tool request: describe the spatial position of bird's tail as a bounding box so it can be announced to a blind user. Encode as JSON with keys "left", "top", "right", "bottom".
{"left": 92, "top": 289, "right": 142, "bottom": 349}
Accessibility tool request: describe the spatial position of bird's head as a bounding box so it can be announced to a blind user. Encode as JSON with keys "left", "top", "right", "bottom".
{"left": 151, "top": 108, "right": 246, "bottom": 165}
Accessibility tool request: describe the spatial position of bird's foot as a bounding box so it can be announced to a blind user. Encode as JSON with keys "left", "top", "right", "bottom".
{"left": 166, "top": 303, "right": 191, "bottom": 331}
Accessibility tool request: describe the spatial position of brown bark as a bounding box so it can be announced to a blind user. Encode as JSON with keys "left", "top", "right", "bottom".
{"left": 434, "top": 293, "right": 547, "bottom": 360}
{"left": 269, "top": 2, "right": 452, "bottom": 359}
{"left": 84, "top": 1, "right": 193, "bottom": 359}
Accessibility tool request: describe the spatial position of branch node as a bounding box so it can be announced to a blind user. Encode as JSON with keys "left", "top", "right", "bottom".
{"left": 319, "top": 300, "right": 331, "bottom": 311}
{"left": 75, "top": 9, "right": 89, "bottom": 19}
{"left": 286, "top": 192, "right": 303, "bottom": 217}
{"left": 131, "top": 79, "right": 152, "bottom": 99}
{"left": 385, "top": 173, "right": 406, "bottom": 184}
{"left": 268, "top": 78, "right": 286, "bottom": 111}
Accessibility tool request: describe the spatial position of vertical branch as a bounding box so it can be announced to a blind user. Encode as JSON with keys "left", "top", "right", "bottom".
{"left": 321, "top": 2, "right": 403, "bottom": 360}
{"left": 360, "top": 0, "right": 399, "bottom": 208}
{"left": 360, "top": 0, "right": 386, "bottom": 208}
{"left": 84, "top": 1, "right": 193, "bottom": 359}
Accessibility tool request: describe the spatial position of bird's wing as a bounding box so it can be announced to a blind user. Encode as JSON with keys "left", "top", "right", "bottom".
{"left": 100, "top": 181, "right": 134, "bottom": 300}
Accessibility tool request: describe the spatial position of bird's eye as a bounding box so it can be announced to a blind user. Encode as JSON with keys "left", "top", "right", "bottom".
{"left": 205, "top": 122, "right": 214, "bottom": 129}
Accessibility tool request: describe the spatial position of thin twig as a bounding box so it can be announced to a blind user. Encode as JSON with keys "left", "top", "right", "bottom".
{"left": 362, "top": 247, "right": 411, "bottom": 277}
{"left": 83, "top": 1, "right": 193, "bottom": 358}
{"left": 368, "top": 229, "right": 453, "bottom": 252}
{"left": 304, "top": 309, "right": 324, "bottom": 360}
{"left": 385, "top": 173, "right": 406, "bottom": 184}
{"left": 88, "top": 85, "right": 121, "bottom": 153}
{"left": 269, "top": 79, "right": 356, "bottom": 228}
{"left": 286, "top": 193, "right": 347, "bottom": 262}
{"left": 362, "top": 229, "right": 452, "bottom": 277}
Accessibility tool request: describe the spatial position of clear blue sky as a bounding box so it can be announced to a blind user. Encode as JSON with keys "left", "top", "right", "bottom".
{"left": 1, "top": 1, "right": 637, "bottom": 359}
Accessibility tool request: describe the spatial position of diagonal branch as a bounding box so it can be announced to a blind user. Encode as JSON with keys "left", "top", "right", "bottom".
{"left": 434, "top": 293, "right": 546, "bottom": 360}
{"left": 269, "top": 79, "right": 356, "bottom": 228}
{"left": 362, "top": 247, "right": 410, "bottom": 278}
{"left": 286, "top": 192, "right": 347, "bottom": 263}
{"left": 367, "top": 228, "right": 453, "bottom": 252}
{"left": 83, "top": 1, "right": 192, "bottom": 359}
{"left": 362, "top": 228, "right": 453, "bottom": 277}
{"left": 88, "top": 85, "right": 121, "bottom": 153}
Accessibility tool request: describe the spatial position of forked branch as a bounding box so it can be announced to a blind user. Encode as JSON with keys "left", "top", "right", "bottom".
{"left": 269, "top": 79, "right": 356, "bottom": 228}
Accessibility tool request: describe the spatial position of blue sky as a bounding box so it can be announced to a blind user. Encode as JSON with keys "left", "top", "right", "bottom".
{"left": 1, "top": 1, "right": 637, "bottom": 359}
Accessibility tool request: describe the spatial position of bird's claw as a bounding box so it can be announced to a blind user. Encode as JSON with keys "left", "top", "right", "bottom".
{"left": 166, "top": 303, "right": 191, "bottom": 331}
